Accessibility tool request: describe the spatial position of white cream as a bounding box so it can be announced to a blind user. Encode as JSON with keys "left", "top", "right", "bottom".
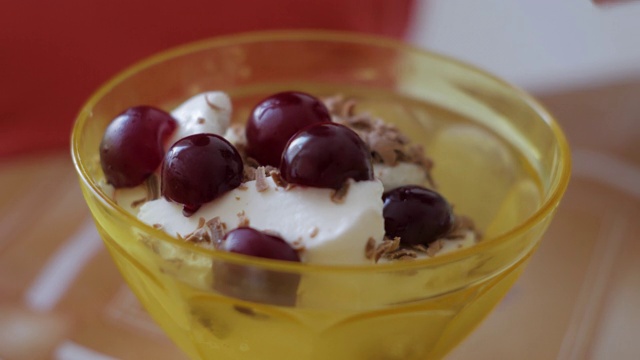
{"left": 112, "top": 185, "right": 148, "bottom": 216}
{"left": 373, "top": 162, "right": 429, "bottom": 192}
{"left": 109, "top": 90, "right": 479, "bottom": 266}
{"left": 167, "top": 91, "right": 231, "bottom": 146}
{"left": 223, "top": 125, "right": 246, "bottom": 148}
{"left": 138, "top": 178, "right": 385, "bottom": 265}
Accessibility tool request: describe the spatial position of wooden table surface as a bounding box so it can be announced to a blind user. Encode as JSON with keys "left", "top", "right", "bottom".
{"left": 1, "top": 80, "right": 639, "bottom": 359}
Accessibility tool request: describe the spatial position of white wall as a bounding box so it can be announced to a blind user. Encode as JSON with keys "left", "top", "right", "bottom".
{"left": 409, "top": 0, "right": 640, "bottom": 92}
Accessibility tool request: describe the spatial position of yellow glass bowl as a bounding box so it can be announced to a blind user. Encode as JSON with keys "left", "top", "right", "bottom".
{"left": 71, "top": 31, "right": 570, "bottom": 360}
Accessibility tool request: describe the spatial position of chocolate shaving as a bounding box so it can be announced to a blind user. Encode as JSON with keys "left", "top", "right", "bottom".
{"left": 340, "top": 98, "right": 357, "bottom": 118}
{"left": 255, "top": 167, "right": 269, "bottom": 192}
{"left": 205, "top": 96, "right": 222, "bottom": 111}
{"left": 197, "top": 117, "right": 206, "bottom": 124}
{"left": 290, "top": 237, "right": 305, "bottom": 250}
{"left": 383, "top": 248, "right": 418, "bottom": 260}
{"left": 345, "top": 114, "right": 375, "bottom": 131}
{"left": 426, "top": 240, "right": 444, "bottom": 257}
{"left": 237, "top": 211, "right": 250, "bottom": 227}
{"left": 331, "top": 181, "right": 350, "bottom": 204}
{"left": 243, "top": 164, "right": 277, "bottom": 182}
{"left": 183, "top": 217, "right": 227, "bottom": 249}
{"left": 373, "top": 237, "right": 401, "bottom": 263}
{"left": 309, "top": 226, "right": 319, "bottom": 239}
{"left": 215, "top": 218, "right": 228, "bottom": 234}
{"left": 152, "top": 223, "right": 163, "bottom": 229}
{"left": 269, "top": 170, "right": 288, "bottom": 188}
{"left": 183, "top": 229, "right": 209, "bottom": 245}
{"left": 367, "top": 133, "right": 404, "bottom": 165}
{"left": 324, "top": 96, "right": 434, "bottom": 185}
{"left": 411, "top": 244, "right": 429, "bottom": 253}
{"left": 131, "top": 197, "right": 147, "bottom": 208}
{"left": 365, "top": 237, "right": 376, "bottom": 260}
{"left": 226, "top": 124, "right": 267, "bottom": 184}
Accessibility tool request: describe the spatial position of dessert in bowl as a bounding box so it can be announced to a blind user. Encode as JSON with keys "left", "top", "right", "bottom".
{"left": 72, "top": 31, "right": 570, "bottom": 360}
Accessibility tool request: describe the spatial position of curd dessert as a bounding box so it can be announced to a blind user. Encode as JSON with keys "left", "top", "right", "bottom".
{"left": 99, "top": 91, "right": 479, "bottom": 268}
{"left": 73, "top": 33, "right": 569, "bottom": 360}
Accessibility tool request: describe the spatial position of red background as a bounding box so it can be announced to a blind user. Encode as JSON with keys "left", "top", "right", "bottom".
{"left": 0, "top": 0, "right": 414, "bottom": 158}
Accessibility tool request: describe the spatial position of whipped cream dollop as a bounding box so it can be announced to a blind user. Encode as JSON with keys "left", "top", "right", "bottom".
{"left": 373, "top": 163, "right": 429, "bottom": 192}
{"left": 110, "top": 90, "right": 478, "bottom": 265}
{"left": 167, "top": 91, "right": 231, "bottom": 147}
{"left": 139, "top": 178, "right": 385, "bottom": 265}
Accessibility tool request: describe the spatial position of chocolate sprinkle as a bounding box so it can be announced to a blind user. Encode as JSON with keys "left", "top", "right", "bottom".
{"left": 330, "top": 181, "right": 350, "bottom": 204}
{"left": 365, "top": 237, "right": 376, "bottom": 260}
{"left": 290, "top": 237, "right": 305, "bottom": 250}
{"left": 309, "top": 226, "right": 319, "bottom": 239}
{"left": 204, "top": 96, "right": 222, "bottom": 111}
{"left": 130, "top": 197, "right": 147, "bottom": 208}
{"left": 237, "top": 211, "right": 250, "bottom": 227}
{"left": 383, "top": 248, "right": 418, "bottom": 260}
{"left": 426, "top": 240, "right": 444, "bottom": 257}
{"left": 183, "top": 217, "right": 227, "bottom": 249}
{"left": 373, "top": 237, "right": 401, "bottom": 263}
{"left": 269, "top": 170, "right": 288, "bottom": 188}
{"left": 323, "top": 96, "right": 435, "bottom": 187}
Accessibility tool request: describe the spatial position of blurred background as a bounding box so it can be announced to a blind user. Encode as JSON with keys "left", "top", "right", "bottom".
{"left": 412, "top": 0, "right": 640, "bottom": 92}
{"left": 1, "top": 1, "right": 639, "bottom": 359}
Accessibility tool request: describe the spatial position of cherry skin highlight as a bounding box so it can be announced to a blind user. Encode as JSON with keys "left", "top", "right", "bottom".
{"left": 245, "top": 91, "right": 331, "bottom": 167}
{"left": 161, "top": 133, "right": 243, "bottom": 216}
{"left": 99, "top": 106, "right": 177, "bottom": 187}
{"left": 382, "top": 185, "right": 453, "bottom": 246}
{"left": 280, "top": 122, "right": 373, "bottom": 190}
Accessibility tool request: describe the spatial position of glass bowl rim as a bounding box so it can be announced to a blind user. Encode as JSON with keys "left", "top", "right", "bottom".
{"left": 71, "top": 29, "right": 571, "bottom": 274}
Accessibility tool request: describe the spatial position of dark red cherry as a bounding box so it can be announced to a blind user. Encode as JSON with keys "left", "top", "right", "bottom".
{"left": 221, "top": 227, "right": 300, "bottom": 262}
{"left": 161, "top": 134, "right": 243, "bottom": 216}
{"left": 245, "top": 91, "right": 331, "bottom": 166}
{"left": 382, "top": 185, "right": 453, "bottom": 246}
{"left": 214, "top": 227, "right": 300, "bottom": 306}
{"left": 99, "top": 106, "right": 177, "bottom": 187}
{"left": 280, "top": 122, "right": 373, "bottom": 189}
